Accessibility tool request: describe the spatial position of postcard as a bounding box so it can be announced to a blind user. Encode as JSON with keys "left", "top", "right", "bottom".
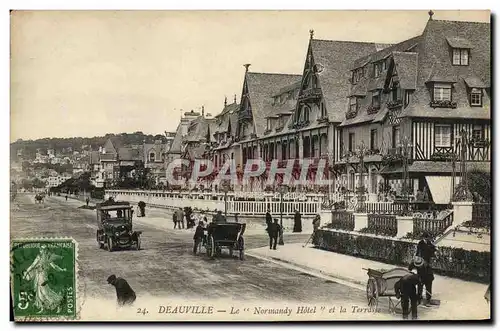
{"left": 10, "top": 9, "right": 491, "bottom": 322}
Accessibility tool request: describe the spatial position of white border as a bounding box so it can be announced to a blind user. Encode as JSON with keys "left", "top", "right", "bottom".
{"left": 2, "top": 2, "right": 498, "bottom": 331}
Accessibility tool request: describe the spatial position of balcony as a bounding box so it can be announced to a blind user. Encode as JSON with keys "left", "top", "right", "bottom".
{"left": 345, "top": 109, "right": 358, "bottom": 120}
{"left": 367, "top": 104, "right": 380, "bottom": 115}
{"left": 298, "top": 88, "right": 322, "bottom": 102}
{"left": 387, "top": 99, "right": 403, "bottom": 110}
{"left": 430, "top": 100, "right": 457, "bottom": 109}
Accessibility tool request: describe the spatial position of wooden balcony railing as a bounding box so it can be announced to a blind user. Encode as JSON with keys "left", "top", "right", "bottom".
{"left": 413, "top": 211, "right": 453, "bottom": 238}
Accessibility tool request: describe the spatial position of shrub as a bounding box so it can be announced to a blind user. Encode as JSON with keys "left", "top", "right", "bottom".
{"left": 313, "top": 229, "right": 490, "bottom": 283}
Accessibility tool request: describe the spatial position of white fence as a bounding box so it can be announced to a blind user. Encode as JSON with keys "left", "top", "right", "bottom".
{"left": 106, "top": 190, "right": 323, "bottom": 216}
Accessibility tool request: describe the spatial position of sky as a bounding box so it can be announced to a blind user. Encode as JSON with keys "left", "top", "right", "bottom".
{"left": 10, "top": 10, "right": 490, "bottom": 142}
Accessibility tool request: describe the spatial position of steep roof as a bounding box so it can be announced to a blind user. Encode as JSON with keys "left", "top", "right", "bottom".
{"left": 118, "top": 146, "right": 143, "bottom": 161}
{"left": 168, "top": 124, "right": 184, "bottom": 154}
{"left": 246, "top": 72, "right": 302, "bottom": 137}
{"left": 392, "top": 51, "right": 418, "bottom": 90}
{"left": 184, "top": 116, "right": 216, "bottom": 143}
{"left": 214, "top": 101, "right": 239, "bottom": 134}
{"left": 401, "top": 19, "right": 490, "bottom": 119}
{"left": 310, "top": 39, "right": 391, "bottom": 123}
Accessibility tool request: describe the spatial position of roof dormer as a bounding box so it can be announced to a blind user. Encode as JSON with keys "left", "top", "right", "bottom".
{"left": 446, "top": 36, "right": 472, "bottom": 66}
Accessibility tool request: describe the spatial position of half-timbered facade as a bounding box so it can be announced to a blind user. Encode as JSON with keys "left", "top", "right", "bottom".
{"left": 337, "top": 16, "right": 491, "bottom": 203}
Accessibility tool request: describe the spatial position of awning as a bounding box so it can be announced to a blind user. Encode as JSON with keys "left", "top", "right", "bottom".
{"left": 425, "top": 176, "right": 456, "bottom": 204}
{"left": 464, "top": 76, "right": 489, "bottom": 89}
{"left": 446, "top": 36, "right": 474, "bottom": 49}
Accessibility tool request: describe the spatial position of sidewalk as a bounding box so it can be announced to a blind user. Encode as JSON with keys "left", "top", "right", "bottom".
{"left": 53, "top": 195, "right": 310, "bottom": 236}
{"left": 247, "top": 243, "right": 490, "bottom": 320}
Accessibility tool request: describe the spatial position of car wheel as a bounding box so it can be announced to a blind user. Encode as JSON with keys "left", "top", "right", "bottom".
{"left": 107, "top": 237, "right": 114, "bottom": 252}
{"left": 136, "top": 235, "right": 141, "bottom": 250}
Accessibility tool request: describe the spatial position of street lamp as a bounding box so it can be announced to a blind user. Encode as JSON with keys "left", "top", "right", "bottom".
{"left": 399, "top": 136, "right": 413, "bottom": 215}
{"left": 222, "top": 180, "right": 230, "bottom": 220}
{"left": 278, "top": 184, "right": 289, "bottom": 245}
{"left": 355, "top": 142, "right": 368, "bottom": 213}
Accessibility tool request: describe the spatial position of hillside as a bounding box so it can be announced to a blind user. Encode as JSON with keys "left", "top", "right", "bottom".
{"left": 11, "top": 132, "right": 169, "bottom": 160}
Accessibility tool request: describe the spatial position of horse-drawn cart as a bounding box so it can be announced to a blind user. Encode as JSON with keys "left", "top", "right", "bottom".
{"left": 205, "top": 223, "right": 246, "bottom": 260}
{"left": 364, "top": 267, "right": 411, "bottom": 313}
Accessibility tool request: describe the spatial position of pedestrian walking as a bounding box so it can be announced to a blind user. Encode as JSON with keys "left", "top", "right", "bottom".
{"left": 65, "top": 194, "right": 68, "bottom": 201}
{"left": 138, "top": 201, "right": 146, "bottom": 217}
{"left": 173, "top": 211, "right": 178, "bottom": 229}
{"left": 293, "top": 209, "right": 302, "bottom": 233}
{"left": 107, "top": 274, "right": 136, "bottom": 307}
{"left": 268, "top": 219, "right": 281, "bottom": 250}
{"left": 265, "top": 210, "right": 272, "bottom": 229}
{"left": 86, "top": 197, "right": 90, "bottom": 206}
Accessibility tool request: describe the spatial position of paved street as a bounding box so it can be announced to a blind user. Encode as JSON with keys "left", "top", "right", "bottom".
{"left": 10, "top": 194, "right": 381, "bottom": 320}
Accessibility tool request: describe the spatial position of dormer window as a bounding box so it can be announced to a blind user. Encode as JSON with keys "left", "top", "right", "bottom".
{"left": 470, "top": 88, "right": 483, "bottom": 107}
{"left": 320, "top": 102, "right": 327, "bottom": 118}
{"left": 374, "top": 62, "right": 383, "bottom": 78}
{"left": 433, "top": 83, "right": 452, "bottom": 102}
{"left": 351, "top": 67, "right": 365, "bottom": 84}
{"left": 303, "top": 106, "right": 310, "bottom": 122}
{"left": 267, "top": 118, "right": 272, "bottom": 131}
{"left": 391, "top": 82, "right": 401, "bottom": 102}
{"left": 452, "top": 48, "right": 469, "bottom": 66}
{"left": 349, "top": 97, "right": 358, "bottom": 112}
{"left": 372, "top": 91, "right": 381, "bottom": 108}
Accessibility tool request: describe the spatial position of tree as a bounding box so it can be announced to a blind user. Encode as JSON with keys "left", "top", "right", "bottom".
{"left": 467, "top": 170, "right": 491, "bottom": 202}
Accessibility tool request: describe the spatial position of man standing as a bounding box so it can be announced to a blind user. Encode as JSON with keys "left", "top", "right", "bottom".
{"left": 414, "top": 232, "right": 437, "bottom": 305}
{"left": 177, "top": 208, "right": 185, "bottom": 229}
{"left": 138, "top": 201, "right": 146, "bottom": 217}
{"left": 293, "top": 209, "right": 302, "bottom": 233}
{"left": 173, "top": 211, "right": 178, "bottom": 229}
{"left": 312, "top": 214, "right": 321, "bottom": 233}
{"left": 86, "top": 197, "right": 90, "bottom": 206}
{"left": 107, "top": 274, "right": 136, "bottom": 307}
{"left": 268, "top": 219, "right": 281, "bottom": 250}
{"left": 265, "top": 210, "right": 272, "bottom": 228}
{"left": 193, "top": 220, "right": 206, "bottom": 254}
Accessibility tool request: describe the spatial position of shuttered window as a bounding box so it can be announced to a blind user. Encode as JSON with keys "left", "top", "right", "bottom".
{"left": 435, "top": 124, "right": 452, "bottom": 147}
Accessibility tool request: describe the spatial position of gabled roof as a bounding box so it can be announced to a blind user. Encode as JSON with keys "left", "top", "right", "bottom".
{"left": 118, "top": 146, "right": 143, "bottom": 161}
{"left": 184, "top": 116, "right": 216, "bottom": 143}
{"left": 168, "top": 124, "right": 184, "bottom": 155}
{"left": 246, "top": 72, "right": 302, "bottom": 137}
{"left": 351, "top": 36, "right": 420, "bottom": 70}
{"left": 401, "top": 19, "right": 491, "bottom": 119}
{"left": 311, "top": 39, "right": 391, "bottom": 122}
{"left": 214, "top": 102, "right": 239, "bottom": 134}
{"left": 392, "top": 51, "right": 418, "bottom": 90}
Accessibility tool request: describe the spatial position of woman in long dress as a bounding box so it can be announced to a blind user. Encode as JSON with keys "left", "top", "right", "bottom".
{"left": 22, "top": 245, "right": 67, "bottom": 313}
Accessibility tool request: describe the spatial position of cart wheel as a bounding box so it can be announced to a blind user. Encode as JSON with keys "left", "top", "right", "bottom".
{"left": 97, "top": 231, "right": 104, "bottom": 249}
{"left": 209, "top": 236, "right": 216, "bottom": 258}
{"left": 107, "top": 237, "right": 114, "bottom": 252}
{"left": 366, "top": 278, "right": 378, "bottom": 309}
{"left": 238, "top": 237, "right": 244, "bottom": 260}
{"left": 135, "top": 234, "right": 141, "bottom": 251}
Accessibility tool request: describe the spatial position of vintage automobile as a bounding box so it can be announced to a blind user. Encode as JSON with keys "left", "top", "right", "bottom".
{"left": 96, "top": 200, "right": 142, "bottom": 251}
{"left": 205, "top": 222, "right": 246, "bottom": 260}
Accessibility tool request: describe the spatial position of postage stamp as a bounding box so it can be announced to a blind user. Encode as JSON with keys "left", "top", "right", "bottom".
{"left": 10, "top": 238, "right": 78, "bottom": 321}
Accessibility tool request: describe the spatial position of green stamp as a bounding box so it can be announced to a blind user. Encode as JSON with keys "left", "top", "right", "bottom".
{"left": 10, "top": 238, "right": 78, "bottom": 321}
